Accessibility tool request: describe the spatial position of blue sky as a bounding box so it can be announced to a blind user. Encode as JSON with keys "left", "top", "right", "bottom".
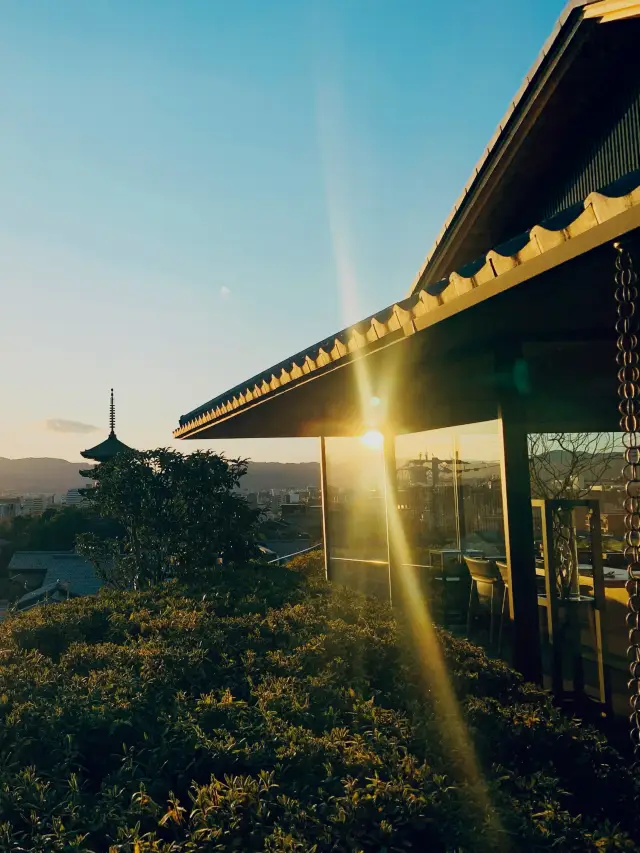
{"left": 1, "top": 0, "right": 565, "bottom": 463}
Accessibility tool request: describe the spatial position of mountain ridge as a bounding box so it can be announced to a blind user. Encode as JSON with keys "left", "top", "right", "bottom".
{"left": 0, "top": 457, "right": 320, "bottom": 495}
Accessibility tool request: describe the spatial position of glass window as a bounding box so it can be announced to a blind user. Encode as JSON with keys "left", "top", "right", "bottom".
{"left": 395, "top": 421, "right": 505, "bottom": 568}
{"left": 324, "top": 436, "right": 389, "bottom": 597}
{"left": 527, "top": 431, "right": 625, "bottom": 575}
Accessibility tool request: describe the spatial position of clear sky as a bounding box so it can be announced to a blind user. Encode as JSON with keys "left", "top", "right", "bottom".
{"left": 1, "top": 0, "right": 566, "bottom": 463}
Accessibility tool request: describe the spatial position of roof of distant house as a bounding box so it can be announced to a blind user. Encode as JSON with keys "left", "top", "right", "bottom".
{"left": 9, "top": 552, "right": 102, "bottom": 597}
{"left": 15, "top": 581, "right": 80, "bottom": 612}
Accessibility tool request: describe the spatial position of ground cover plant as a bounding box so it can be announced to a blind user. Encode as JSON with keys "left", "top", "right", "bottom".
{"left": 0, "top": 552, "right": 637, "bottom": 851}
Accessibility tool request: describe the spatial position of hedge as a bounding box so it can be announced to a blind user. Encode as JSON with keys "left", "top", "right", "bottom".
{"left": 0, "top": 552, "right": 636, "bottom": 851}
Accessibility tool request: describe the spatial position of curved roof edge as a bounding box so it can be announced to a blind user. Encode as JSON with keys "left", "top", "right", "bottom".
{"left": 407, "top": 0, "right": 601, "bottom": 296}
{"left": 81, "top": 432, "right": 132, "bottom": 462}
{"left": 175, "top": 171, "right": 640, "bottom": 440}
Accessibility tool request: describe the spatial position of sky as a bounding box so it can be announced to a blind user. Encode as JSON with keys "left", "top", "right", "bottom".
{"left": 1, "top": 0, "right": 567, "bottom": 464}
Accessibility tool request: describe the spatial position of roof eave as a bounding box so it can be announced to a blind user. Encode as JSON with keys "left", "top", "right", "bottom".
{"left": 176, "top": 184, "right": 640, "bottom": 440}
{"left": 408, "top": 0, "right": 601, "bottom": 294}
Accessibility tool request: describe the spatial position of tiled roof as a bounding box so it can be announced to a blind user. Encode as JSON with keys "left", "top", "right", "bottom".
{"left": 81, "top": 432, "right": 132, "bottom": 463}
{"left": 15, "top": 581, "right": 78, "bottom": 612}
{"left": 8, "top": 552, "right": 102, "bottom": 597}
{"left": 176, "top": 172, "right": 640, "bottom": 440}
{"left": 9, "top": 551, "right": 75, "bottom": 572}
{"left": 411, "top": 0, "right": 602, "bottom": 292}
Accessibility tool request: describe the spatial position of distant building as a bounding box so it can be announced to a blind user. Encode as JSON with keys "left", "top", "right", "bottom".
{"left": 65, "top": 488, "right": 85, "bottom": 507}
{"left": 8, "top": 551, "right": 103, "bottom": 611}
{"left": 0, "top": 498, "right": 20, "bottom": 521}
{"left": 281, "top": 503, "right": 306, "bottom": 519}
{"left": 22, "top": 495, "right": 54, "bottom": 516}
{"left": 15, "top": 581, "right": 76, "bottom": 611}
{"left": 81, "top": 389, "right": 132, "bottom": 467}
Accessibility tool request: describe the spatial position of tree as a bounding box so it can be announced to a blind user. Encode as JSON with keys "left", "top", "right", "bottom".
{"left": 76, "top": 448, "right": 262, "bottom": 588}
{"left": 528, "top": 432, "right": 621, "bottom": 597}
{"left": 528, "top": 432, "right": 620, "bottom": 501}
{"left": 1, "top": 505, "right": 123, "bottom": 553}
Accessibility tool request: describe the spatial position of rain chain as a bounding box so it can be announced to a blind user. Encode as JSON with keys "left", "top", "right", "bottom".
{"left": 615, "top": 241, "right": 640, "bottom": 756}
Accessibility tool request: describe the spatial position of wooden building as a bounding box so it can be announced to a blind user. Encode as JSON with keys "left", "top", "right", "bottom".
{"left": 174, "top": 1, "right": 640, "bottom": 694}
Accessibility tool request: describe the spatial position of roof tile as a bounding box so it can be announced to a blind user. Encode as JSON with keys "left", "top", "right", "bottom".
{"left": 175, "top": 169, "right": 640, "bottom": 440}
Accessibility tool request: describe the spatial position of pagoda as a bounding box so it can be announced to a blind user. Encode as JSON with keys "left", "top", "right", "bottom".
{"left": 81, "top": 389, "right": 132, "bottom": 465}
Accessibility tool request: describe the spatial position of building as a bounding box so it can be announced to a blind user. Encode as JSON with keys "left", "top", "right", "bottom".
{"left": 0, "top": 498, "right": 21, "bottom": 522}
{"left": 65, "top": 488, "right": 85, "bottom": 507}
{"left": 173, "top": 1, "right": 640, "bottom": 701}
{"left": 22, "top": 495, "right": 54, "bottom": 516}
{"left": 81, "top": 389, "right": 132, "bottom": 467}
{"left": 8, "top": 552, "right": 103, "bottom": 611}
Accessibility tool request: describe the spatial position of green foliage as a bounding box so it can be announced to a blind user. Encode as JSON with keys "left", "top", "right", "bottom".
{"left": 77, "top": 448, "right": 263, "bottom": 588}
{"left": 0, "top": 552, "right": 636, "bottom": 851}
{"left": 1, "top": 505, "right": 122, "bottom": 554}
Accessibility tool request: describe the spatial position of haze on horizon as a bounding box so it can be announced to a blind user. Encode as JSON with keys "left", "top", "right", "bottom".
{"left": 1, "top": 0, "right": 565, "bottom": 464}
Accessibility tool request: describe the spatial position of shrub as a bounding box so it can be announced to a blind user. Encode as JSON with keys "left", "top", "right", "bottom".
{"left": 0, "top": 554, "right": 636, "bottom": 851}
{"left": 77, "top": 448, "right": 263, "bottom": 588}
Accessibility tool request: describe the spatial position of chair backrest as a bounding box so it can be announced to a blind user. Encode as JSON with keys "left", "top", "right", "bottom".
{"left": 464, "top": 556, "right": 500, "bottom": 584}
{"left": 495, "top": 560, "right": 509, "bottom": 586}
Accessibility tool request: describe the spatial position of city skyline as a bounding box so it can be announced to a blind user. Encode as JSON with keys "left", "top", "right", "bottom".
{"left": 2, "top": 0, "right": 565, "bottom": 463}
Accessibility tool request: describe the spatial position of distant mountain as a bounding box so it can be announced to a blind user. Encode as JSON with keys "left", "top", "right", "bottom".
{"left": 0, "top": 457, "right": 320, "bottom": 497}
{"left": 0, "top": 457, "right": 91, "bottom": 496}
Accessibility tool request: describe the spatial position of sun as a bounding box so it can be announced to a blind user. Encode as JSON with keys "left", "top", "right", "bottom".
{"left": 360, "top": 430, "right": 384, "bottom": 450}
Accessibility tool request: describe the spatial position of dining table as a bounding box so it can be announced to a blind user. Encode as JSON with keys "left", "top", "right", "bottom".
{"left": 535, "top": 563, "right": 628, "bottom": 588}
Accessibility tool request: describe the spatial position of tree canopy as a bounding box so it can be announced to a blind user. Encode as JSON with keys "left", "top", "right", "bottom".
{"left": 77, "top": 448, "right": 262, "bottom": 588}
{"left": 1, "top": 506, "right": 121, "bottom": 554}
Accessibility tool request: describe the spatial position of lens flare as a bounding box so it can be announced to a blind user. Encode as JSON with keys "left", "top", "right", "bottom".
{"left": 382, "top": 446, "right": 505, "bottom": 842}
{"left": 361, "top": 430, "right": 384, "bottom": 450}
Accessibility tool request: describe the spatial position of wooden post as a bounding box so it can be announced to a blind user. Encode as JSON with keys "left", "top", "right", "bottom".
{"left": 319, "top": 437, "right": 332, "bottom": 582}
{"left": 453, "top": 441, "right": 466, "bottom": 553}
{"left": 589, "top": 502, "right": 612, "bottom": 716}
{"left": 498, "top": 401, "right": 542, "bottom": 684}
{"left": 383, "top": 434, "right": 399, "bottom": 607}
{"left": 536, "top": 498, "right": 563, "bottom": 699}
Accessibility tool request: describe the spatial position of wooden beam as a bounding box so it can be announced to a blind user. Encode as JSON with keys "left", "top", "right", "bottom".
{"left": 498, "top": 350, "right": 542, "bottom": 684}
{"left": 584, "top": 0, "right": 640, "bottom": 22}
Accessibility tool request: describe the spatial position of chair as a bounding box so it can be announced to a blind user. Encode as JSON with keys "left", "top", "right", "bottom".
{"left": 495, "top": 560, "right": 510, "bottom": 654}
{"left": 464, "top": 556, "right": 504, "bottom": 647}
{"left": 420, "top": 559, "right": 469, "bottom": 629}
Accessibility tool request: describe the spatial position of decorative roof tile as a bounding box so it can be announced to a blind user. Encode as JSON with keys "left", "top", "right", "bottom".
{"left": 175, "top": 171, "right": 640, "bottom": 439}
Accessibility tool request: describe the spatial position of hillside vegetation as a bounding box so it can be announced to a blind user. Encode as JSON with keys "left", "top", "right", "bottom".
{"left": 0, "top": 553, "right": 636, "bottom": 851}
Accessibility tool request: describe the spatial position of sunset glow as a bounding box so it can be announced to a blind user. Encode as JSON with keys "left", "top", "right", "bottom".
{"left": 360, "top": 429, "right": 384, "bottom": 450}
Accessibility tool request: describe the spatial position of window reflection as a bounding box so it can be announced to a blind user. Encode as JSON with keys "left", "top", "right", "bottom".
{"left": 395, "top": 421, "right": 505, "bottom": 565}
{"left": 324, "top": 436, "right": 389, "bottom": 597}
{"left": 528, "top": 432, "right": 625, "bottom": 572}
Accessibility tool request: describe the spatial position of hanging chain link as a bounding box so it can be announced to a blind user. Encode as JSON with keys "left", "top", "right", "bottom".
{"left": 615, "top": 241, "right": 640, "bottom": 754}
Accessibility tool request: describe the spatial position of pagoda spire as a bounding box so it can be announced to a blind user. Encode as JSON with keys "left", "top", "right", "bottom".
{"left": 81, "top": 388, "right": 132, "bottom": 464}
{"left": 109, "top": 388, "right": 115, "bottom": 436}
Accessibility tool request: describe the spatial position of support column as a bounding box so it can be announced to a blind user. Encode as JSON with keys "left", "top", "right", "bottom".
{"left": 319, "top": 437, "right": 332, "bottom": 582}
{"left": 383, "top": 434, "right": 399, "bottom": 607}
{"left": 498, "top": 354, "right": 542, "bottom": 684}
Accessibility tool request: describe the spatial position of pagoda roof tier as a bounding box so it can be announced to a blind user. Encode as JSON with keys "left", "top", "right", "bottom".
{"left": 81, "top": 432, "right": 132, "bottom": 463}
{"left": 81, "top": 389, "right": 132, "bottom": 462}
